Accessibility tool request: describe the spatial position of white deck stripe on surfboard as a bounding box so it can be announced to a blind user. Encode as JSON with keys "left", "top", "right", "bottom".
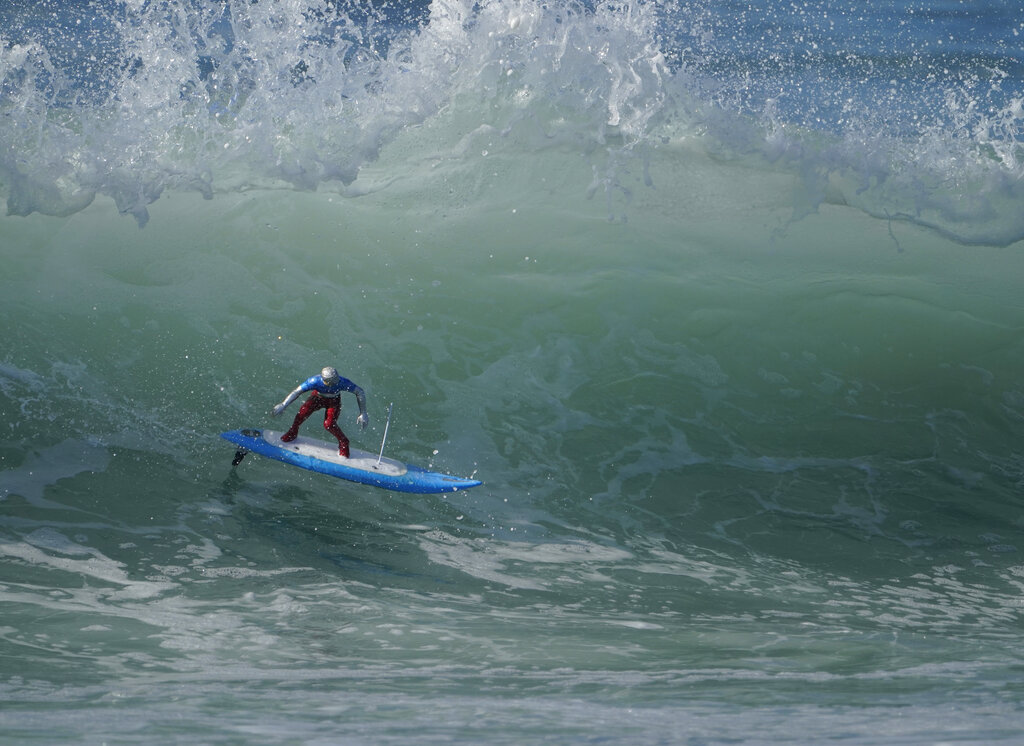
{"left": 262, "top": 430, "right": 408, "bottom": 477}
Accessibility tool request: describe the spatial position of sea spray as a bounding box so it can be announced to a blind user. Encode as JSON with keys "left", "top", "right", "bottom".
{"left": 2, "top": 1, "right": 1020, "bottom": 243}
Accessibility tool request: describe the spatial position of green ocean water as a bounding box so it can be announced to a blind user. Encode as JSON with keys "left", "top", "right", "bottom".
{"left": 4, "top": 0, "right": 1024, "bottom": 742}
{"left": 4, "top": 129, "right": 1024, "bottom": 742}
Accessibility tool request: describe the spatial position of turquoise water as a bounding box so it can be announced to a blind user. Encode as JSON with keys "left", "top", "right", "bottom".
{"left": 3, "top": 1, "right": 1024, "bottom": 743}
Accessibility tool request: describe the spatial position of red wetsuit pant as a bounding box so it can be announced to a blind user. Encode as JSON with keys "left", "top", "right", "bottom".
{"left": 282, "top": 394, "right": 349, "bottom": 456}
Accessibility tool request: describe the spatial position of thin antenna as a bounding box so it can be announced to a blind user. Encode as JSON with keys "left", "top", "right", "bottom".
{"left": 376, "top": 402, "right": 394, "bottom": 467}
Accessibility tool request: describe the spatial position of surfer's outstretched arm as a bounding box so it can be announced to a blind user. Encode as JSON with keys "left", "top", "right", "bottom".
{"left": 353, "top": 386, "right": 369, "bottom": 429}
{"left": 272, "top": 385, "right": 304, "bottom": 416}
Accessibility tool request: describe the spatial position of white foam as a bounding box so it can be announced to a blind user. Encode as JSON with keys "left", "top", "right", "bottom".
{"left": 1, "top": 529, "right": 175, "bottom": 600}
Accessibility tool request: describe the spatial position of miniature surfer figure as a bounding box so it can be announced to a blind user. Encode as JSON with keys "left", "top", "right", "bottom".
{"left": 272, "top": 366, "right": 369, "bottom": 457}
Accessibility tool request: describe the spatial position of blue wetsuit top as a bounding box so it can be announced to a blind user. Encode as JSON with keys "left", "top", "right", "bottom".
{"left": 298, "top": 373, "right": 362, "bottom": 399}
{"left": 278, "top": 373, "right": 367, "bottom": 417}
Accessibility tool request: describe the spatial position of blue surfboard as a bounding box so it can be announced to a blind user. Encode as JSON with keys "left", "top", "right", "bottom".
{"left": 221, "top": 429, "right": 482, "bottom": 494}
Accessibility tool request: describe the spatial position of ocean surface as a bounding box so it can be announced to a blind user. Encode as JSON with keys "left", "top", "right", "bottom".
{"left": 3, "top": 0, "right": 1024, "bottom": 742}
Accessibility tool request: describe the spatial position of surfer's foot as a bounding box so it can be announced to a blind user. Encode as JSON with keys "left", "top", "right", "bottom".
{"left": 339, "top": 446, "right": 350, "bottom": 458}
{"left": 280, "top": 431, "right": 297, "bottom": 442}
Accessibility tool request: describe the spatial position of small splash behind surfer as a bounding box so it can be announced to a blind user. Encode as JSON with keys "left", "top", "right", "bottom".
{"left": 272, "top": 366, "right": 369, "bottom": 457}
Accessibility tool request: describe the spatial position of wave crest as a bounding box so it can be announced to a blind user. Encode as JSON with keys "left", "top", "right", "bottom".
{"left": 1, "top": 0, "right": 1022, "bottom": 244}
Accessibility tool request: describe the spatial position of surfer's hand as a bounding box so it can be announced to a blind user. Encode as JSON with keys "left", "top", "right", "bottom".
{"left": 357, "top": 412, "right": 369, "bottom": 430}
{"left": 272, "top": 402, "right": 286, "bottom": 417}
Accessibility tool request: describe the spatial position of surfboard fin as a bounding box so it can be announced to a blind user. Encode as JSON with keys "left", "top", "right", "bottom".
{"left": 232, "top": 448, "right": 248, "bottom": 466}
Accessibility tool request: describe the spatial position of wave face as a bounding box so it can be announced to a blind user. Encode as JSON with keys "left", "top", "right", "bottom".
{"left": 3, "top": 1, "right": 1024, "bottom": 743}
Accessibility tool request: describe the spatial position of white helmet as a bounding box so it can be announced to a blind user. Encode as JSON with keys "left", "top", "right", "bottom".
{"left": 321, "top": 366, "right": 340, "bottom": 385}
